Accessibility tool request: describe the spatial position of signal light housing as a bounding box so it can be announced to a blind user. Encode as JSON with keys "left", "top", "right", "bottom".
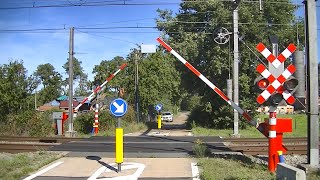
{"left": 254, "top": 76, "right": 269, "bottom": 92}
{"left": 283, "top": 76, "right": 298, "bottom": 93}
{"left": 269, "top": 93, "right": 283, "bottom": 106}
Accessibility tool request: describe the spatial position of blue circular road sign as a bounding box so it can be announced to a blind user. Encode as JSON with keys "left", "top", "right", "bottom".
{"left": 155, "top": 104, "right": 163, "bottom": 111}
{"left": 110, "top": 98, "right": 128, "bottom": 117}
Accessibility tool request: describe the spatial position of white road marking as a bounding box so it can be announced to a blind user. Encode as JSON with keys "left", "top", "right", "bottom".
{"left": 23, "top": 161, "right": 63, "bottom": 180}
{"left": 191, "top": 162, "right": 200, "bottom": 180}
{"left": 148, "top": 132, "right": 169, "bottom": 136}
{"left": 188, "top": 132, "right": 193, "bottom": 136}
{"left": 88, "top": 162, "right": 145, "bottom": 180}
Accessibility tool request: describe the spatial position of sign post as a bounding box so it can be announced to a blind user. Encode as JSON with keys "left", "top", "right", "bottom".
{"left": 155, "top": 104, "right": 163, "bottom": 134}
{"left": 110, "top": 98, "right": 128, "bottom": 173}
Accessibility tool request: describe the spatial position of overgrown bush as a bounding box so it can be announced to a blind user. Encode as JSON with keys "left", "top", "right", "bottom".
{"left": 74, "top": 105, "right": 137, "bottom": 134}
{"left": 0, "top": 110, "right": 55, "bottom": 137}
{"left": 181, "top": 95, "right": 201, "bottom": 111}
{"left": 192, "top": 139, "right": 210, "bottom": 157}
{"left": 187, "top": 103, "right": 249, "bottom": 129}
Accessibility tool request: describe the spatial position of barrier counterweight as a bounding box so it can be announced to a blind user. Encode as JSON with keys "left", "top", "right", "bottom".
{"left": 156, "top": 38, "right": 260, "bottom": 131}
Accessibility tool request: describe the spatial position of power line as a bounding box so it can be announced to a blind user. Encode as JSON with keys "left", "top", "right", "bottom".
{"left": 0, "top": 21, "right": 303, "bottom": 33}
{"left": 0, "top": 28, "right": 67, "bottom": 32}
{"left": 0, "top": 0, "right": 303, "bottom": 10}
{"left": 75, "top": 29, "right": 137, "bottom": 45}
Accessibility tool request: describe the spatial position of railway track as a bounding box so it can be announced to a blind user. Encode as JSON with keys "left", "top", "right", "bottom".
{"left": 223, "top": 137, "right": 310, "bottom": 155}
{"left": 0, "top": 136, "right": 85, "bottom": 153}
{"left": 0, "top": 136, "right": 313, "bottom": 155}
{"left": 0, "top": 136, "right": 84, "bottom": 143}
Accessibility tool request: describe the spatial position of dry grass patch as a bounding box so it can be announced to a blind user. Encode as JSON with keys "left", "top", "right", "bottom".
{"left": 0, "top": 151, "right": 61, "bottom": 180}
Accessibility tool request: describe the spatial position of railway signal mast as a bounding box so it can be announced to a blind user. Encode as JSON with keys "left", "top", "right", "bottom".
{"left": 254, "top": 38, "right": 297, "bottom": 172}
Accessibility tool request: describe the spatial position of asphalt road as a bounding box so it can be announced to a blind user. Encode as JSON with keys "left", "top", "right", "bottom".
{"left": 49, "top": 136, "right": 232, "bottom": 157}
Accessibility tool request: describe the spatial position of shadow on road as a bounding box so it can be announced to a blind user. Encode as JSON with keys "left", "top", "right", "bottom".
{"left": 86, "top": 156, "right": 118, "bottom": 172}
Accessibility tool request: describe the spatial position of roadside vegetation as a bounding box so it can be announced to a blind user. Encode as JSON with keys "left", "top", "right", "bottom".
{"left": 198, "top": 157, "right": 320, "bottom": 180}
{"left": 192, "top": 114, "right": 320, "bottom": 138}
{"left": 74, "top": 106, "right": 147, "bottom": 137}
{"left": 0, "top": 151, "right": 61, "bottom": 180}
{"left": 198, "top": 157, "right": 276, "bottom": 180}
{"left": 191, "top": 114, "right": 311, "bottom": 138}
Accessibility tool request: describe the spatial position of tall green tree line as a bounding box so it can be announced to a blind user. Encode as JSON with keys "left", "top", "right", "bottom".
{"left": 156, "top": 0, "right": 304, "bottom": 128}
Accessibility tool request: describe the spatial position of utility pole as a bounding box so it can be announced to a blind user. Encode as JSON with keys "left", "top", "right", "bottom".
{"left": 233, "top": 0, "right": 240, "bottom": 137}
{"left": 305, "top": 0, "right": 319, "bottom": 167}
{"left": 134, "top": 52, "right": 140, "bottom": 123}
{"left": 67, "top": 27, "right": 75, "bottom": 137}
{"left": 34, "top": 89, "right": 37, "bottom": 110}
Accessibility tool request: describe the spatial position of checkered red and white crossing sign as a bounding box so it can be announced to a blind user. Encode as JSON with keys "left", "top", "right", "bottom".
{"left": 255, "top": 43, "right": 297, "bottom": 104}
{"left": 256, "top": 43, "right": 296, "bottom": 68}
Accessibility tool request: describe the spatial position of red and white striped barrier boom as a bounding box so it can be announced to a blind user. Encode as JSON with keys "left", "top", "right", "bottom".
{"left": 157, "top": 38, "right": 261, "bottom": 130}
{"left": 74, "top": 63, "right": 128, "bottom": 111}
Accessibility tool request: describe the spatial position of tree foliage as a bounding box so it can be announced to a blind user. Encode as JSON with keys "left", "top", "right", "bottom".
{"left": 0, "top": 60, "right": 34, "bottom": 122}
{"left": 63, "top": 57, "right": 91, "bottom": 96}
{"left": 34, "top": 63, "right": 63, "bottom": 105}
{"left": 156, "top": 0, "right": 304, "bottom": 128}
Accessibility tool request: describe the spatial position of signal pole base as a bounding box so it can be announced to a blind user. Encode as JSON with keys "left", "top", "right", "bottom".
{"left": 231, "top": 134, "right": 241, "bottom": 138}
{"left": 117, "top": 163, "right": 121, "bottom": 173}
{"left": 65, "top": 131, "right": 77, "bottom": 137}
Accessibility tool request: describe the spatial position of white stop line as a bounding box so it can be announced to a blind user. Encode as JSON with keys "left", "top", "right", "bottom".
{"left": 23, "top": 161, "right": 64, "bottom": 180}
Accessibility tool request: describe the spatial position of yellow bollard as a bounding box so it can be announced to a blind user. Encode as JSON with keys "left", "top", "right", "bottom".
{"left": 115, "top": 128, "right": 123, "bottom": 164}
{"left": 157, "top": 115, "right": 162, "bottom": 129}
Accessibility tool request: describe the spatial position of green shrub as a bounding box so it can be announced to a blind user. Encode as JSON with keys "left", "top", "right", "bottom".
{"left": 187, "top": 104, "right": 248, "bottom": 129}
{"left": 192, "top": 139, "right": 210, "bottom": 157}
{"left": 181, "top": 95, "right": 201, "bottom": 111}
{"left": 0, "top": 110, "right": 54, "bottom": 137}
{"left": 74, "top": 105, "right": 137, "bottom": 134}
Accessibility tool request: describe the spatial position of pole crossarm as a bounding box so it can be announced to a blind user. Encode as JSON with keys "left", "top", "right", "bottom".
{"left": 156, "top": 38, "right": 263, "bottom": 132}
{"left": 74, "top": 63, "right": 128, "bottom": 111}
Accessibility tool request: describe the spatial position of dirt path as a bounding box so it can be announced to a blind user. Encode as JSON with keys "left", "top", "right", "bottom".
{"left": 125, "top": 111, "right": 192, "bottom": 136}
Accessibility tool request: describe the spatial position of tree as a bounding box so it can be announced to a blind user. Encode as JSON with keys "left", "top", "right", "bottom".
{"left": 0, "top": 60, "right": 30, "bottom": 121}
{"left": 156, "top": 0, "right": 303, "bottom": 128}
{"left": 63, "top": 57, "right": 90, "bottom": 96}
{"left": 92, "top": 56, "right": 126, "bottom": 87}
{"left": 34, "top": 63, "right": 63, "bottom": 105}
{"left": 122, "top": 49, "right": 181, "bottom": 116}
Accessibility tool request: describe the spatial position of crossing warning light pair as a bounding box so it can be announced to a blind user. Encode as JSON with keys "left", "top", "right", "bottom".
{"left": 254, "top": 43, "right": 299, "bottom": 106}
{"left": 254, "top": 76, "right": 298, "bottom": 106}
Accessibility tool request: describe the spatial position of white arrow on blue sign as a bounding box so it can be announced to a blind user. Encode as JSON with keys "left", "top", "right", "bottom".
{"left": 110, "top": 98, "right": 128, "bottom": 117}
{"left": 155, "top": 104, "right": 163, "bottom": 111}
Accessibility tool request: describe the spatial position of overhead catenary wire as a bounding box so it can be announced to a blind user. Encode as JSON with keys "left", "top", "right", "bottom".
{"left": 75, "top": 29, "right": 137, "bottom": 45}
{"left": 0, "top": 0, "right": 304, "bottom": 10}
{"left": 0, "top": 20, "right": 304, "bottom": 33}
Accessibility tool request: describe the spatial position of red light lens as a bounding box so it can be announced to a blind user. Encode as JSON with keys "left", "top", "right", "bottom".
{"left": 258, "top": 79, "right": 269, "bottom": 89}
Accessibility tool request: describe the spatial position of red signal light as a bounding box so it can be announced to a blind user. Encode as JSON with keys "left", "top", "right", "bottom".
{"left": 257, "top": 79, "right": 269, "bottom": 89}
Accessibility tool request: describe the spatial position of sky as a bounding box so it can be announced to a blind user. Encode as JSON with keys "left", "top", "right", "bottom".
{"left": 0, "top": 0, "right": 319, "bottom": 82}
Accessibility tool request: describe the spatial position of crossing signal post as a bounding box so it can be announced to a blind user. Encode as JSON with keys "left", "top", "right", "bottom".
{"left": 255, "top": 42, "right": 297, "bottom": 173}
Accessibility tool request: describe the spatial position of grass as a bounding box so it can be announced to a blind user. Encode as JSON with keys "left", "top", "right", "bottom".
{"left": 198, "top": 157, "right": 276, "bottom": 180}
{"left": 75, "top": 121, "right": 147, "bottom": 137}
{"left": 0, "top": 151, "right": 61, "bottom": 180}
{"left": 192, "top": 139, "right": 211, "bottom": 157}
{"left": 192, "top": 114, "right": 315, "bottom": 138}
{"left": 198, "top": 157, "right": 320, "bottom": 180}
